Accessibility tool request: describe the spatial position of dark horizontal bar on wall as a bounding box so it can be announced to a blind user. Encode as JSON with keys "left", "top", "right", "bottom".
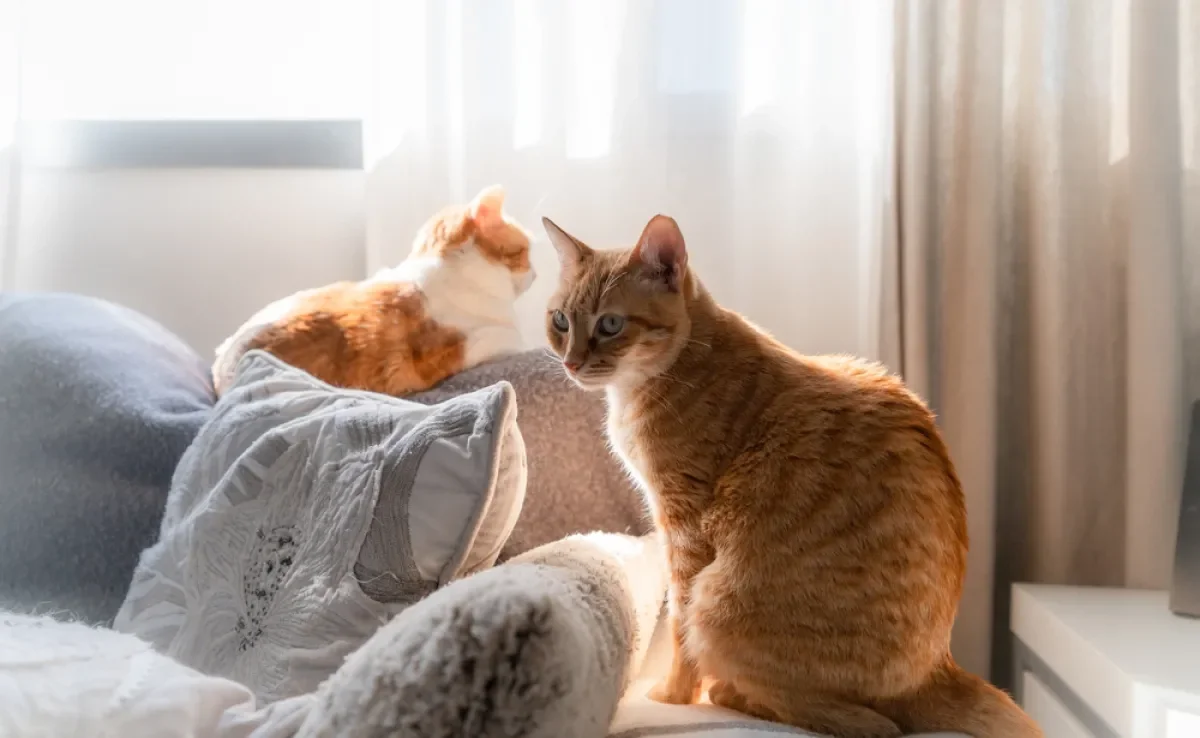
{"left": 20, "top": 120, "right": 364, "bottom": 170}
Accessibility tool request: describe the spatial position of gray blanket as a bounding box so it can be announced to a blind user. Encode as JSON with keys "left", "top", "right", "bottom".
{"left": 0, "top": 293, "right": 214, "bottom": 623}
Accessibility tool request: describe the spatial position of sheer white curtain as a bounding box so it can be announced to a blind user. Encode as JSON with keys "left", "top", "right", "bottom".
{"left": 3, "top": 0, "right": 892, "bottom": 353}
{"left": 363, "top": 0, "right": 895, "bottom": 354}
{"left": 0, "top": 0, "right": 18, "bottom": 291}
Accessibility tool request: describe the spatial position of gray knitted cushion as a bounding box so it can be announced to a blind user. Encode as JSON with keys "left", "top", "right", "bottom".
{"left": 409, "top": 349, "right": 649, "bottom": 559}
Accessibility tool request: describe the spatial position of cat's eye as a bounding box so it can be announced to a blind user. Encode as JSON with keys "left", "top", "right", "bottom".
{"left": 551, "top": 310, "right": 570, "bottom": 332}
{"left": 596, "top": 314, "right": 625, "bottom": 338}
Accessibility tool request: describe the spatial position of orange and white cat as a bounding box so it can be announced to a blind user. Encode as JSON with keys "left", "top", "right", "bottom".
{"left": 212, "top": 185, "right": 534, "bottom": 396}
{"left": 542, "top": 214, "right": 1042, "bottom": 738}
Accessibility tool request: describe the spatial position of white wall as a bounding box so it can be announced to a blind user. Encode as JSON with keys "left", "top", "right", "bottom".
{"left": 14, "top": 169, "right": 366, "bottom": 354}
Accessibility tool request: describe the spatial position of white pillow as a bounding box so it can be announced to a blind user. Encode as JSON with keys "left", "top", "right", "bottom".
{"left": 114, "top": 352, "right": 526, "bottom": 705}
{"left": 0, "top": 612, "right": 256, "bottom": 738}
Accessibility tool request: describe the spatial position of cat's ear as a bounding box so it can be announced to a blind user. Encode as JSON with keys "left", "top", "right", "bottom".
{"left": 542, "top": 217, "right": 591, "bottom": 273}
{"left": 631, "top": 214, "right": 687, "bottom": 292}
{"left": 469, "top": 184, "right": 507, "bottom": 230}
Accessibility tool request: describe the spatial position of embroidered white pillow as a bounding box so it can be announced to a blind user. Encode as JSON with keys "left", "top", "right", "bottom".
{"left": 114, "top": 351, "right": 526, "bottom": 704}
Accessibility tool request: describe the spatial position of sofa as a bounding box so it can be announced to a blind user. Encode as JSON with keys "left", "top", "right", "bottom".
{"left": 0, "top": 293, "right": 961, "bottom": 737}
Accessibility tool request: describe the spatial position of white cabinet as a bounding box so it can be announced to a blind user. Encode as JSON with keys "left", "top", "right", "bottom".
{"left": 1012, "top": 585, "right": 1200, "bottom": 738}
{"left": 1023, "top": 671, "right": 1096, "bottom": 738}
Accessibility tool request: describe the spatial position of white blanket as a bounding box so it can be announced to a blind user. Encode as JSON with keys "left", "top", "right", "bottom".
{"left": 0, "top": 612, "right": 265, "bottom": 738}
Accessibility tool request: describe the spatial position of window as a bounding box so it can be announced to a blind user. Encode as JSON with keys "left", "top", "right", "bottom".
{"left": 13, "top": 0, "right": 374, "bottom": 167}
{"left": 20, "top": 0, "right": 373, "bottom": 121}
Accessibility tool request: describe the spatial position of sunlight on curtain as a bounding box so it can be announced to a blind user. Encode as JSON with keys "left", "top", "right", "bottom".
{"left": 9, "top": 0, "right": 894, "bottom": 358}
{"left": 365, "top": 0, "right": 426, "bottom": 169}
{"left": 0, "top": 0, "right": 18, "bottom": 291}
{"left": 1184, "top": 0, "right": 1199, "bottom": 170}
{"left": 512, "top": 0, "right": 542, "bottom": 151}
{"left": 365, "top": 0, "right": 895, "bottom": 357}
{"left": 0, "top": 0, "right": 15, "bottom": 150}
{"left": 1109, "top": 0, "right": 1131, "bottom": 162}
{"left": 891, "top": 0, "right": 1200, "bottom": 683}
{"left": 19, "top": 0, "right": 372, "bottom": 120}
{"left": 739, "top": 0, "right": 784, "bottom": 118}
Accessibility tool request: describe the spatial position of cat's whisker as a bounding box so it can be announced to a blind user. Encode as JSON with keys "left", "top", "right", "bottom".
{"left": 658, "top": 371, "right": 696, "bottom": 390}
{"left": 600, "top": 270, "right": 626, "bottom": 299}
{"left": 540, "top": 362, "right": 578, "bottom": 387}
{"left": 642, "top": 385, "right": 683, "bottom": 424}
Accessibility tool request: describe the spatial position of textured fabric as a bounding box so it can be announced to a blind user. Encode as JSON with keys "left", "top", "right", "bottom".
{"left": 0, "top": 611, "right": 257, "bottom": 738}
{"left": 293, "top": 532, "right": 667, "bottom": 738}
{"left": 607, "top": 697, "right": 962, "bottom": 738}
{"left": 0, "top": 292, "right": 214, "bottom": 624}
{"left": 410, "top": 349, "right": 650, "bottom": 559}
{"left": 610, "top": 623, "right": 962, "bottom": 738}
{"left": 889, "top": 0, "right": 1200, "bottom": 682}
{"left": 608, "top": 698, "right": 820, "bottom": 738}
{"left": 114, "top": 351, "right": 526, "bottom": 704}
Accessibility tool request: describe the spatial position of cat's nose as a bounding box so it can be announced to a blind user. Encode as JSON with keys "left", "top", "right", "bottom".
{"left": 564, "top": 360, "right": 582, "bottom": 373}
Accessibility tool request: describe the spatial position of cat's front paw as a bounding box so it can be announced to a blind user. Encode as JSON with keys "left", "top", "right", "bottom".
{"left": 649, "top": 676, "right": 702, "bottom": 705}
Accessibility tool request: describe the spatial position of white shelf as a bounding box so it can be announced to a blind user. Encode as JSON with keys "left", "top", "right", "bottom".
{"left": 1012, "top": 584, "right": 1200, "bottom": 738}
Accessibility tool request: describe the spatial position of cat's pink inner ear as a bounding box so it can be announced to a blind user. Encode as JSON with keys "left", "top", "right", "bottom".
{"left": 470, "top": 184, "right": 506, "bottom": 229}
{"left": 543, "top": 217, "right": 589, "bottom": 268}
{"left": 632, "top": 214, "right": 687, "bottom": 291}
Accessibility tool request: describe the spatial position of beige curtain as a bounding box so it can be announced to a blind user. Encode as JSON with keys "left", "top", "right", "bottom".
{"left": 888, "top": 0, "right": 1200, "bottom": 685}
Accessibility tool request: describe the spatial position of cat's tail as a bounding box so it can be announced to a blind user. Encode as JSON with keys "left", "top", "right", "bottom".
{"left": 212, "top": 329, "right": 260, "bottom": 396}
{"left": 211, "top": 334, "right": 238, "bottom": 396}
{"left": 875, "top": 660, "right": 1044, "bottom": 738}
{"left": 211, "top": 321, "right": 270, "bottom": 396}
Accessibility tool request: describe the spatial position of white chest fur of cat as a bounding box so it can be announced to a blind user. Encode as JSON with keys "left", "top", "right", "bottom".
{"left": 605, "top": 385, "right": 662, "bottom": 519}
{"left": 378, "top": 242, "right": 529, "bottom": 366}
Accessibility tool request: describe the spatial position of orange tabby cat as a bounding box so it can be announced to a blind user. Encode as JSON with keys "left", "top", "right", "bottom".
{"left": 542, "top": 215, "right": 1042, "bottom": 738}
{"left": 212, "top": 185, "right": 534, "bottom": 396}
